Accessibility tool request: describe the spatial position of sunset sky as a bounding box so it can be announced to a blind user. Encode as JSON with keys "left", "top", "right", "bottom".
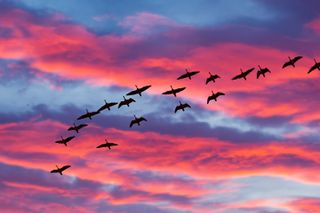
{"left": 1, "top": 0, "right": 320, "bottom": 212}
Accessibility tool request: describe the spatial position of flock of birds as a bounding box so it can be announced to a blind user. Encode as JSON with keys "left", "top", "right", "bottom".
{"left": 50, "top": 56, "right": 320, "bottom": 175}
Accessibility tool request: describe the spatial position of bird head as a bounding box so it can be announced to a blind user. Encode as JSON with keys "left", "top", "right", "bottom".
{"left": 104, "top": 99, "right": 107, "bottom": 104}
{"left": 135, "top": 85, "right": 138, "bottom": 89}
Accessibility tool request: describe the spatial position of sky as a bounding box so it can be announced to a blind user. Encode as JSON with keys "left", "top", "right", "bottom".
{"left": 0, "top": 0, "right": 320, "bottom": 212}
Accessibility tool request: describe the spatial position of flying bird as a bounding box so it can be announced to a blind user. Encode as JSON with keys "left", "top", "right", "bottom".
{"left": 118, "top": 96, "right": 135, "bottom": 108}
{"left": 308, "top": 58, "right": 320, "bottom": 74}
{"left": 174, "top": 101, "right": 191, "bottom": 113}
{"left": 282, "top": 56, "right": 303, "bottom": 69}
{"left": 50, "top": 165, "right": 71, "bottom": 175}
{"left": 207, "top": 91, "right": 225, "bottom": 104}
{"left": 55, "top": 136, "right": 75, "bottom": 146}
{"left": 96, "top": 139, "right": 118, "bottom": 150}
{"left": 162, "top": 86, "right": 186, "bottom": 97}
{"left": 67, "top": 123, "right": 88, "bottom": 133}
{"left": 77, "top": 109, "right": 99, "bottom": 120}
{"left": 177, "top": 69, "right": 200, "bottom": 80}
{"left": 126, "top": 85, "right": 152, "bottom": 96}
{"left": 232, "top": 68, "right": 255, "bottom": 80}
{"left": 130, "top": 115, "right": 147, "bottom": 127}
{"left": 97, "top": 100, "right": 118, "bottom": 112}
{"left": 206, "top": 72, "right": 220, "bottom": 84}
{"left": 257, "top": 65, "right": 271, "bottom": 79}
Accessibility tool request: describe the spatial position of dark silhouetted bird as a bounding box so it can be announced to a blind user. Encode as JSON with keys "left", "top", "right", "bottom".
{"left": 55, "top": 136, "right": 75, "bottom": 146}
{"left": 96, "top": 139, "right": 118, "bottom": 150}
{"left": 130, "top": 115, "right": 147, "bottom": 127}
{"left": 308, "top": 58, "right": 320, "bottom": 74}
{"left": 50, "top": 165, "right": 71, "bottom": 175}
{"left": 177, "top": 69, "right": 200, "bottom": 80}
{"left": 232, "top": 68, "right": 255, "bottom": 80}
{"left": 67, "top": 123, "right": 88, "bottom": 133}
{"left": 206, "top": 72, "right": 220, "bottom": 84}
{"left": 118, "top": 96, "right": 135, "bottom": 108}
{"left": 162, "top": 86, "right": 186, "bottom": 97}
{"left": 174, "top": 101, "right": 191, "bottom": 113}
{"left": 257, "top": 65, "right": 271, "bottom": 79}
{"left": 97, "top": 100, "right": 118, "bottom": 112}
{"left": 282, "top": 56, "right": 303, "bottom": 69}
{"left": 207, "top": 91, "right": 225, "bottom": 104}
{"left": 126, "top": 85, "right": 152, "bottom": 96}
{"left": 77, "top": 109, "right": 99, "bottom": 120}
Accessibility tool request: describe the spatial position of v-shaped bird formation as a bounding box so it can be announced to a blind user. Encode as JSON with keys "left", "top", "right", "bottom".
{"left": 51, "top": 55, "right": 319, "bottom": 175}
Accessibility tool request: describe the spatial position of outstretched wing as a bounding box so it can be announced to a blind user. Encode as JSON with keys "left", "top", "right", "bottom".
{"left": 190, "top": 71, "right": 200, "bottom": 76}
{"left": 177, "top": 73, "right": 188, "bottom": 80}
{"left": 205, "top": 77, "right": 212, "bottom": 84}
{"left": 207, "top": 96, "right": 212, "bottom": 104}
{"left": 162, "top": 90, "right": 173, "bottom": 95}
{"left": 118, "top": 101, "right": 125, "bottom": 108}
{"left": 78, "top": 124, "right": 88, "bottom": 129}
{"left": 96, "top": 144, "right": 106, "bottom": 148}
{"left": 183, "top": 103, "right": 191, "bottom": 108}
{"left": 60, "top": 165, "right": 71, "bottom": 172}
{"left": 129, "top": 120, "right": 135, "bottom": 127}
{"left": 244, "top": 68, "right": 255, "bottom": 75}
{"left": 257, "top": 71, "right": 262, "bottom": 79}
{"left": 67, "top": 127, "right": 75, "bottom": 131}
{"left": 308, "top": 64, "right": 318, "bottom": 74}
{"left": 129, "top": 98, "right": 136, "bottom": 103}
{"left": 126, "top": 89, "right": 139, "bottom": 96}
{"left": 292, "top": 56, "right": 303, "bottom": 63}
{"left": 282, "top": 61, "right": 291, "bottom": 69}
{"left": 174, "top": 106, "right": 180, "bottom": 113}
{"left": 232, "top": 74, "right": 242, "bottom": 80}
{"left": 77, "top": 114, "right": 88, "bottom": 120}
{"left": 140, "top": 117, "right": 147, "bottom": 122}
{"left": 174, "top": 87, "right": 186, "bottom": 93}
{"left": 50, "top": 169, "right": 59, "bottom": 173}
{"left": 216, "top": 92, "right": 225, "bottom": 97}
{"left": 140, "top": 85, "right": 151, "bottom": 92}
{"left": 65, "top": 136, "right": 75, "bottom": 142}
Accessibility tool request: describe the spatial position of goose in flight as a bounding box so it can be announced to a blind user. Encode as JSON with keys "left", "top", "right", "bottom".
{"left": 177, "top": 69, "right": 200, "bottom": 80}
{"left": 55, "top": 136, "right": 75, "bottom": 146}
{"left": 67, "top": 123, "right": 88, "bottom": 133}
{"left": 308, "top": 58, "right": 320, "bottom": 74}
{"left": 96, "top": 139, "right": 118, "bottom": 150}
{"left": 130, "top": 115, "right": 147, "bottom": 127}
{"left": 282, "top": 56, "right": 303, "bottom": 69}
{"left": 126, "top": 85, "right": 152, "bottom": 96}
{"left": 232, "top": 68, "right": 255, "bottom": 80}
{"left": 257, "top": 65, "right": 271, "bottom": 79}
{"left": 77, "top": 109, "right": 99, "bottom": 120}
{"left": 118, "top": 96, "right": 135, "bottom": 108}
{"left": 207, "top": 91, "right": 225, "bottom": 104}
{"left": 97, "top": 100, "right": 118, "bottom": 112}
{"left": 162, "top": 86, "right": 186, "bottom": 97}
{"left": 206, "top": 72, "right": 220, "bottom": 84}
{"left": 50, "top": 165, "right": 71, "bottom": 175}
{"left": 175, "top": 101, "right": 191, "bottom": 113}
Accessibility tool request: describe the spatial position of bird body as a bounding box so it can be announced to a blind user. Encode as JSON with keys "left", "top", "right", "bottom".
{"left": 67, "top": 123, "right": 88, "bottom": 133}
{"left": 96, "top": 139, "right": 118, "bottom": 150}
{"left": 207, "top": 91, "right": 225, "bottom": 104}
{"left": 206, "top": 72, "right": 220, "bottom": 84}
{"left": 77, "top": 109, "right": 99, "bottom": 120}
{"left": 162, "top": 86, "right": 186, "bottom": 97}
{"left": 55, "top": 136, "right": 75, "bottom": 146}
{"left": 174, "top": 101, "right": 191, "bottom": 113}
{"left": 50, "top": 165, "right": 71, "bottom": 175}
{"left": 257, "top": 65, "right": 271, "bottom": 79}
{"left": 232, "top": 68, "right": 254, "bottom": 80}
{"left": 98, "top": 100, "right": 118, "bottom": 112}
{"left": 308, "top": 58, "right": 320, "bottom": 74}
{"left": 177, "top": 69, "right": 200, "bottom": 80}
{"left": 282, "top": 56, "right": 303, "bottom": 68}
{"left": 130, "top": 115, "right": 147, "bottom": 127}
{"left": 126, "top": 85, "right": 151, "bottom": 96}
{"left": 118, "top": 96, "right": 135, "bottom": 108}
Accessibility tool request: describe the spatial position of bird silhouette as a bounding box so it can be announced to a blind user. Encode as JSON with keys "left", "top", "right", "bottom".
{"left": 126, "top": 85, "right": 152, "bottom": 96}
{"left": 118, "top": 96, "right": 135, "bottom": 108}
{"left": 162, "top": 85, "right": 186, "bottom": 97}
{"left": 177, "top": 69, "right": 200, "bottom": 80}
{"left": 207, "top": 91, "right": 225, "bottom": 104}
{"left": 257, "top": 65, "right": 271, "bottom": 79}
{"left": 130, "top": 115, "right": 147, "bottom": 127}
{"left": 55, "top": 136, "right": 75, "bottom": 146}
{"left": 50, "top": 165, "right": 71, "bottom": 175}
{"left": 282, "top": 56, "right": 303, "bottom": 69}
{"left": 67, "top": 123, "right": 88, "bottom": 133}
{"left": 174, "top": 101, "right": 191, "bottom": 113}
{"left": 206, "top": 72, "right": 220, "bottom": 84}
{"left": 96, "top": 139, "right": 118, "bottom": 150}
{"left": 308, "top": 58, "right": 320, "bottom": 74}
{"left": 232, "top": 68, "right": 255, "bottom": 80}
{"left": 97, "top": 100, "right": 118, "bottom": 112}
{"left": 77, "top": 109, "right": 99, "bottom": 120}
